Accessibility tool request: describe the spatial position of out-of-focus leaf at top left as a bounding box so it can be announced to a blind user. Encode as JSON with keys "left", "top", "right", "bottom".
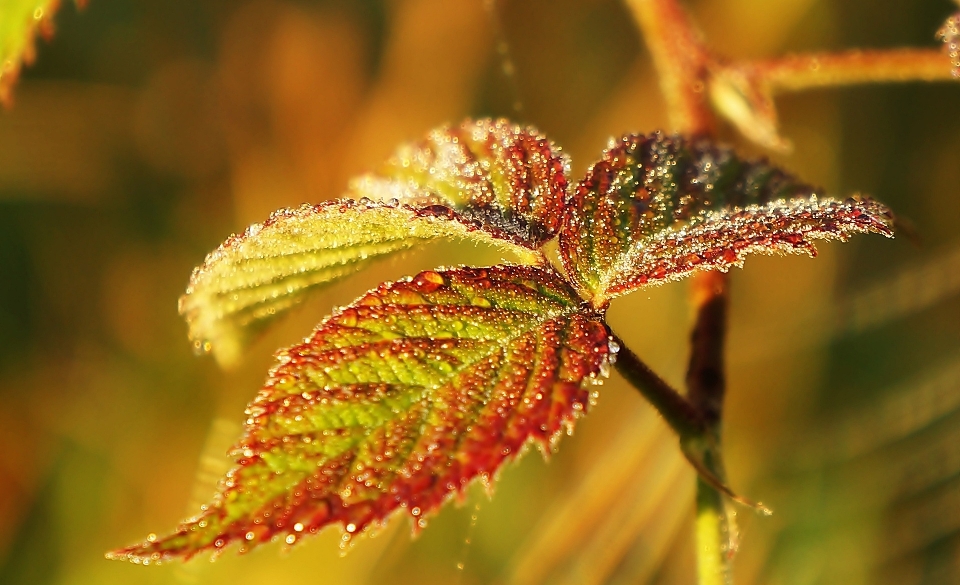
{"left": 0, "top": 0, "right": 84, "bottom": 104}
{"left": 939, "top": 7, "right": 960, "bottom": 78}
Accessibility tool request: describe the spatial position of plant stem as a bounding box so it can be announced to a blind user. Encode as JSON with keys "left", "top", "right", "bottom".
{"left": 686, "top": 271, "right": 728, "bottom": 427}
{"left": 748, "top": 48, "right": 956, "bottom": 93}
{"left": 626, "top": 2, "right": 736, "bottom": 582}
{"left": 624, "top": 0, "right": 714, "bottom": 135}
{"left": 695, "top": 449, "right": 733, "bottom": 585}
{"left": 686, "top": 270, "right": 732, "bottom": 584}
{"left": 611, "top": 332, "right": 705, "bottom": 439}
{"left": 621, "top": 2, "right": 956, "bottom": 584}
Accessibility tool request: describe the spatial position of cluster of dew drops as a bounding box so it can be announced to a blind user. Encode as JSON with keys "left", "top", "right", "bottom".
{"left": 941, "top": 9, "right": 960, "bottom": 77}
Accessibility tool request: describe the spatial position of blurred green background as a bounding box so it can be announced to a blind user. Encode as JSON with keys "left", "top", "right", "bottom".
{"left": 1, "top": 1, "right": 959, "bottom": 584}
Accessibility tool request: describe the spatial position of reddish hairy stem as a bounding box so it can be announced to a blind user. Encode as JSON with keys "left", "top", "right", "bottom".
{"left": 686, "top": 271, "right": 729, "bottom": 429}
{"left": 747, "top": 48, "right": 956, "bottom": 93}
{"left": 624, "top": 0, "right": 730, "bottom": 434}
{"left": 686, "top": 273, "right": 732, "bottom": 585}
{"left": 624, "top": 0, "right": 714, "bottom": 135}
{"left": 611, "top": 332, "right": 706, "bottom": 438}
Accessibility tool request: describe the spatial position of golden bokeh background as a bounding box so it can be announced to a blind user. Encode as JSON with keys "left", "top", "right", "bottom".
{"left": 1, "top": 1, "right": 959, "bottom": 584}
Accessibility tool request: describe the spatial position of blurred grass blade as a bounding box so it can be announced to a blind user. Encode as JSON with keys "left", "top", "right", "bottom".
{"left": 838, "top": 243, "right": 960, "bottom": 334}
{"left": 111, "top": 265, "right": 614, "bottom": 563}
{"left": 559, "top": 133, "right": 894, "bottom": 308}
{"left": 183, "top": 119, "right": 570, "bottom": 366}
{"left": 0, "top": 0, "right": 84, "bottom": 104}
{"left": 508, "top": 408, "right": 691, "bottom": 585}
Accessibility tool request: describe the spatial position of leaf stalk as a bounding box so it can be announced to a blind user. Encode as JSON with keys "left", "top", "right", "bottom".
{"left": 610, "top": 332, "right": 706, "bottom": 439}
{"left": 748, "top": 48, "right": 957, "bottom": 93}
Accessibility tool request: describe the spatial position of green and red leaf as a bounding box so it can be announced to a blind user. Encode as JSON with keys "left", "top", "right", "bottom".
{"left": 600, "top": 196, "right": 893, "bottom": 298}
{"left": 357, "top": 118, "right": 571, "bottom": 248}
{"left": 559, "top": 133, "right": 894, "bottom": 308}
{"left": 111, "top": 265, "right": 613, "bottom": 563}
{"left": 182, "top": 120, "right": 570, "bottom": 366}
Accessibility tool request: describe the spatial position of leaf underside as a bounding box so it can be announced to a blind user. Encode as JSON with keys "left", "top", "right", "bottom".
{"left": 111, "top": 265, "right": 613, "bottom": 563}
{"left": 559, "top": 133, "right": 894, "bottom": 308}
{"left": 181, "top": 119, "right": 570, "bottom": 366}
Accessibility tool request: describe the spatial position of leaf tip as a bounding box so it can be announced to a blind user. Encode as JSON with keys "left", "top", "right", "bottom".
{"left": 0, "top": 0, "right": 85, "bottom": 106}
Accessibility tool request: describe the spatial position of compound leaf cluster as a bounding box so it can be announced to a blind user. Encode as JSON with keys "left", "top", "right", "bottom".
{"left": 109, "top": 119, "right": 892, "bottom": 564}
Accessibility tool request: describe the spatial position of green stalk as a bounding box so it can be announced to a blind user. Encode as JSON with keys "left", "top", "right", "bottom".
{"left": 694, "top": 441, "right": 735, "bottom": 585}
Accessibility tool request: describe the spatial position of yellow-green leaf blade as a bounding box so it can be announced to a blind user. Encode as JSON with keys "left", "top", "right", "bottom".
{"left": 110, "top": 265, "right": 614, "bottom": 563}
{"left": 184, "top": 119, "right": 570, "bottom": 365}
{"left": 180, "top": 199, "right": 543, "bottom": 367}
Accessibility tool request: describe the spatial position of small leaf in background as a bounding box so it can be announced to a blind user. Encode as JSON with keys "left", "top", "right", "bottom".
{"left": 112, "top": 265, "right": 613, "bottom": 562}
{"left": 707, "top": 64, "right": 790, "bottom": 152}
{"left": 939, "top": 7, "right": 960, "bottom": 78}
{"left": 183, "top": 119, "right": 569, "bottom": 366}
{"left": 0, "top": 0, "right": 83, "bottom": 104}
{"left": 558, "top": 133, "right": 893, "bottom": 307}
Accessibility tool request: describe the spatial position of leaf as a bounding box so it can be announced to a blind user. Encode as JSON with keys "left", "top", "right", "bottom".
{"left": 111, "top": 264, "right": 614, "bottom": 563}
{"left": 559, "top": 133, "right": 894, "bottom": 308}
{"left": 182, "top": 119, "right": 570, "bottom": 366}
{"left": 707, "top": 64, "right": 790, "bottom": 152}
{"left": 939, "top": 8, "right": 960, "bottom": 78}
{"left": 0, "top": 0, "right": 82, "bottom": 105}
{"left": 358, "top": 118, "right": 571, "bottom": 248}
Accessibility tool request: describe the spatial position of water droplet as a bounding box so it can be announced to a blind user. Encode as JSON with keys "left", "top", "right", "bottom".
{"left": 607, "top": 339, "right": 620, "bottom": 354}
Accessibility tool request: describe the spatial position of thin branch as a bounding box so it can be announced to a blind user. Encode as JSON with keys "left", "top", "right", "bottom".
{"left": 686, "top": 270, "right": 732, "bottom": 584}
{"left": 623, "top": 0, "right": 714, "bottom": 135}
{"left": 748, "top": 48, "right": 956, "bottom": 94}
{"left": 611, "top": 332, "right": 706, "bottom": 439}
{"left": 686, "top": 271, "right": 729, "bottom": 429}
